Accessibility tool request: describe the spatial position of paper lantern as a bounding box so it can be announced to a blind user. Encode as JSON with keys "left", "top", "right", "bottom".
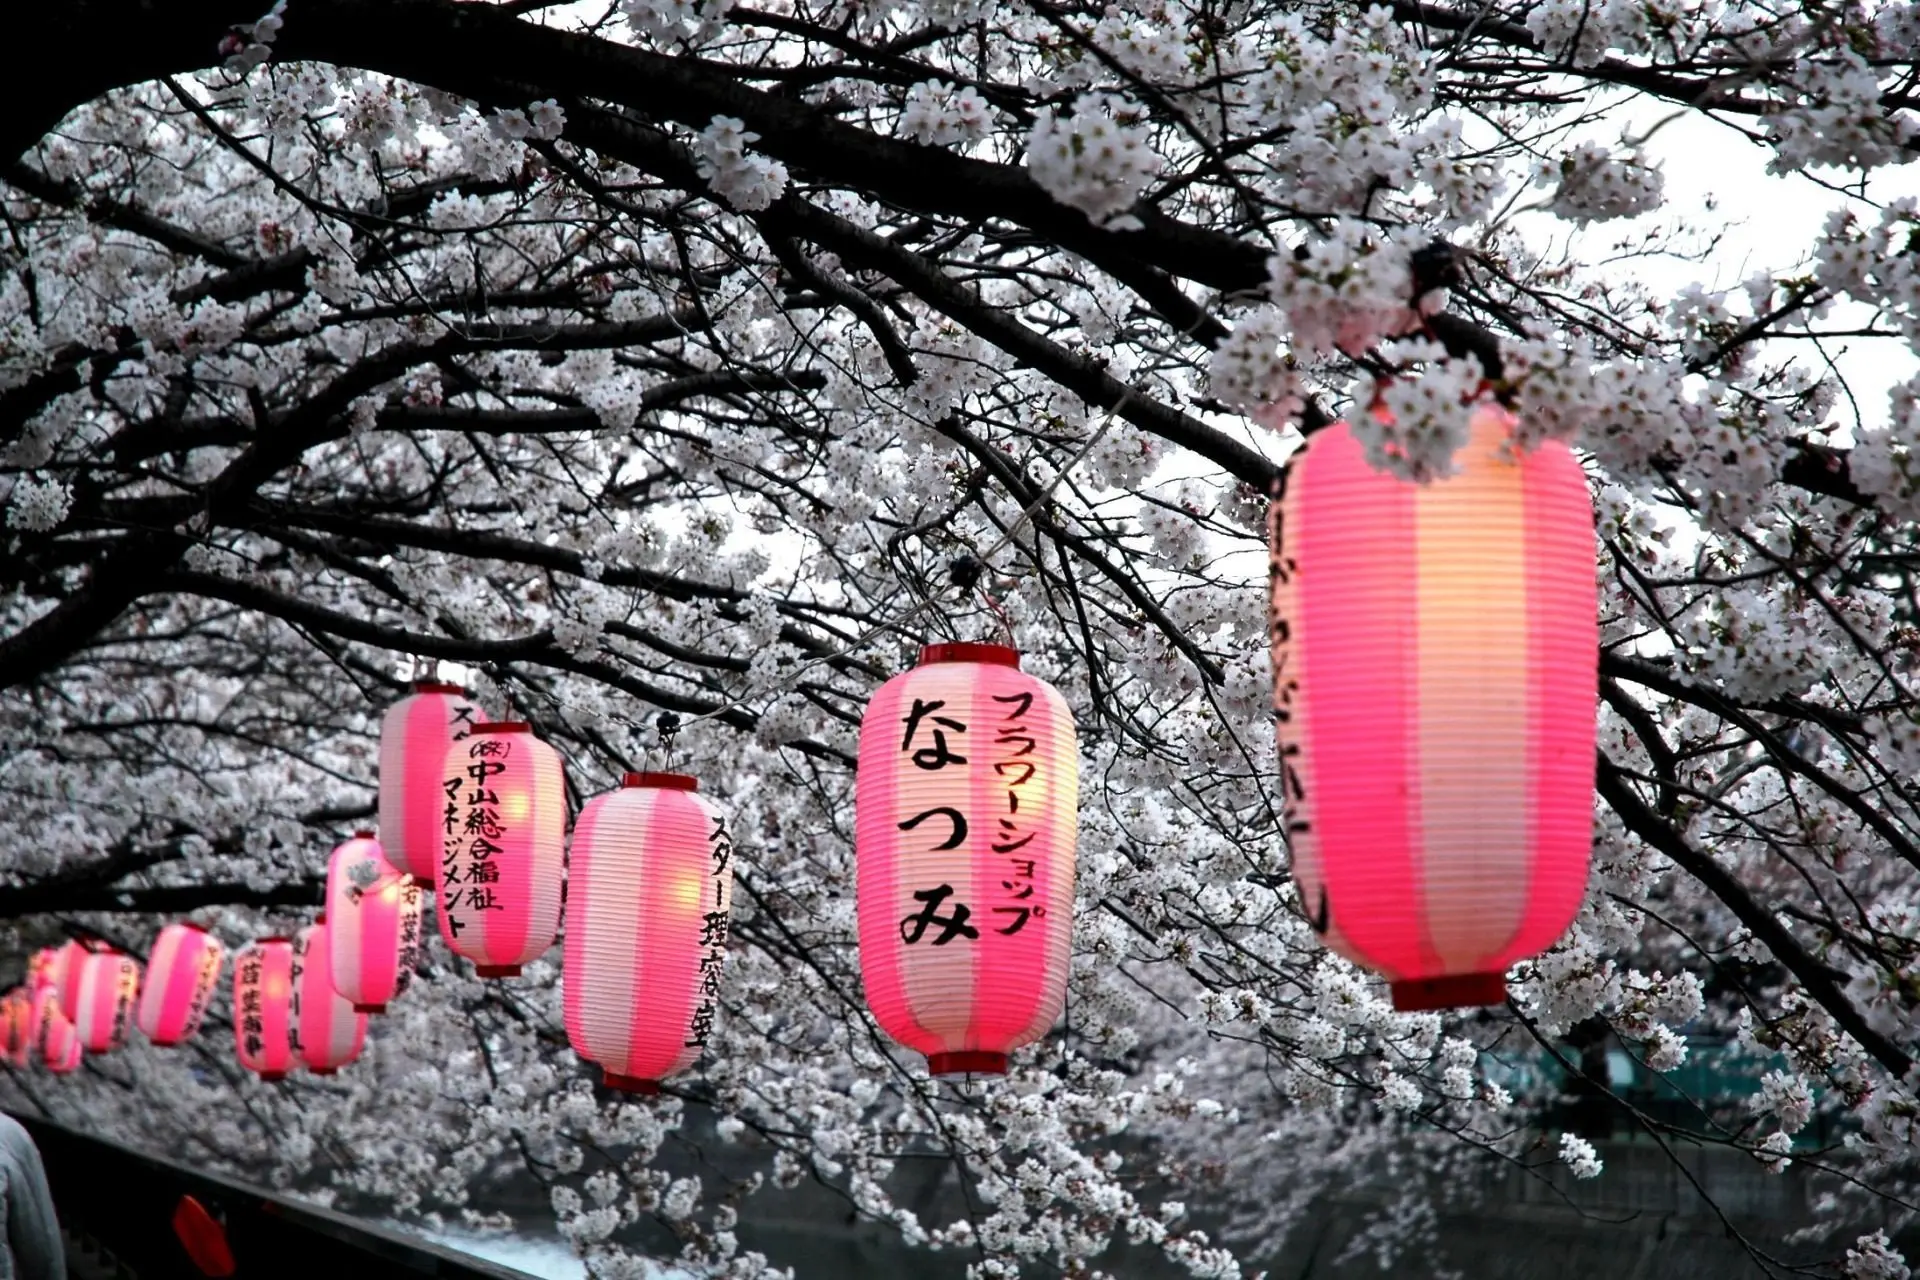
{"left": 437, "top": 722, "right": 567, "bottom": 978}
{"left": 233, "top": 939, "right": 296, "bottom": 1081}
{"left": 52, "top": 937, "right": 102, "bottom": 1021}
{"left": 855, "top": 642, "right": 1079, "bottom": 1077}
{"left": 564, "top": 773, "right": 734, "bottom": 1093}
{"left": 1269, "top": 404, "right": 1598, "bottom": 1011}
{"left": 70, "top": 951, "right": 141, "bottom": 1054}
{"left": 27, "top": 947, "right": 60, "bottom": 995}
{"left": 138, "top": 924, "right": 226, "bottom": 1046}
{"left": 378, "top": 681, "right": 485, "bottom": 884}
{"left": 326, "top": 833, "right": 425, "bottom": 1013}
{"left": 1, "top": 989, "right": 31, "bottom": 1067}
{"left": 292, "top": 921, "right": 366, "bottom": 1074}
{"left": 34, "top": 990, "right": 80, "bottom": 1074}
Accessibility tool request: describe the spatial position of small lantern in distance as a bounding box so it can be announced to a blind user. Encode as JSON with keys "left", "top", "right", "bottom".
{"left": 233, "top": 939, "right": 296, "bottom": 1081}
{"left": 35, "top": 989, "right": 81, "bottom": 1075}
{"left": 0, "top": 989, "right": 30, "bottom": 1068}
{"left": 438, "top": 722, "right": 567, "bottom": 978}
{"left": 138, "top": 923, "right": 225, "bottom": 1047}
{"left": 292, "top": 920, "right": 366, "bottom": 1075}
{"left": 70, "top": 950, "right": 141, "bottom": 1054}
{"left": 564, "top": 772, "right": 734, "bottom": 1094}
{"left": 52, "top": 937, "right": 102, "bottom": 1022}
{"left": 378, "top": 680, "right": 484, "bottom": 884}
{"left": 325, "top": 832, "right": 423, "bottom": 1014}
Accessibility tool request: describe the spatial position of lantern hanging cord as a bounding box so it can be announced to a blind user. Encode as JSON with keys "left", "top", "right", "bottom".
{"left": 679, "top": 396, "right": 1131, "bottom": 729}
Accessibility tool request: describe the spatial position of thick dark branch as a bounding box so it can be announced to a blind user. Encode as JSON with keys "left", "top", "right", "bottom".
{"left": 0, "top": 878, "right": 325, "bottom": 919}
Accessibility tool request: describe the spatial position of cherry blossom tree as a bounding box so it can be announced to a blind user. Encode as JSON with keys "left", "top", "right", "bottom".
{"left": 2, "top": 0, "right": 1918, "bottom": 1276}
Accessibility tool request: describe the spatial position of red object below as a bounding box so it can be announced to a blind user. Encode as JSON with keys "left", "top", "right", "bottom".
{"left": 927, "top": 1051, "right": 1009, "bottom": 1077}
{"left": 475, "top": 965, "right": 521, "bottom": 979}
{"left": 918, "top": 642, "right": 1020, "bottom": 668}
{"left": 353, "top": 1004, "right": 386, "bottom": 1015}
{"left": 1390, "top": 973, "right": 1508, "bottom": 1011}
{"left": 602, "top": 1071, "right": 661, "bottom": 1095}
{"left": 171, "top": 1195, "right": 236, "bottom": 1277}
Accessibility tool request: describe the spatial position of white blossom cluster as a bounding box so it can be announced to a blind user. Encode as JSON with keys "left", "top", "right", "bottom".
{"left": 693, "top": 117, "right": 790, "bottom": 212}
{"left": 1026, "top": 94, "right": 1160, "bottom": 229}
{"left": 897, "top": 80, "right": 998, "bottom": 148}
{"left": 1542, "top": 143, "right": 1665, "bottom": 224}
{"left": 4, "top": 473, "right": 72, "bottom": 532}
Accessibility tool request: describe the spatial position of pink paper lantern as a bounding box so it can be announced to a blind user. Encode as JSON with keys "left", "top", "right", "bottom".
{"left": 564, "top": 773, "right": 734, "bottom": 1093}
{"left": 27, "top": 947, "right": 60, "bottom": 995}
{"left": 34, "top": 989, "right": 80, "bottom": 1074}
{"left": 137, "top": 923, "right": 226, "bottom": 1046}
{"left": 233, "top": 939, "right": 296, "bottom": 1081}
{"left": 855, "top": 642, "right": 1079, "bottom": 1078}
{"left": 326, "top": 833, "right": 425, "bottom": 1013}
{"left": 1, "top": 989, "right": 31, "bottom": 1067}
{"left": 1269, "top": 404, "right": 1598, "bottom": 1011}
{"left": 437, "top": 722, "right": 567, "bottom": 978}
{"left": 378, "top": 681, "right": 485, "bottom": 884}
{"left": 292, "top": 921, "right": 366, "bottom": 1075}
{"left": 70, "top": 951, "right": 141, "bottom": 1054}
{"left": 52, "top": 937, "right": 102, "bottom": 1021}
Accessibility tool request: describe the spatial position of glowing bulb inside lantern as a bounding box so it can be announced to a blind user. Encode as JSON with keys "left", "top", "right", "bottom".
{"left": 670, "top": 871, "right": 703, "bottom": 916}
{"left": 502, "top": 790, "right": 530, "bottom": 822}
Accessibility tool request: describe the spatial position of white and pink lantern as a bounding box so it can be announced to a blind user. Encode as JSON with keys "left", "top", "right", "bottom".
{"left": 438, "top": 721, "right": 567, "bottom": 978}
{"left": 233, "top": 939, "right": 296, "bottom": 1081}
{"left": 378, "top": 681, "right": 484, "bottom": 884}
{"left": 564, "top": 773, "right": 734, "bottom": 1094}
{"left": 854, "top": 642, "right": 1079, "bottom": 1078}
{"left": 325, "top": 832, "right": 424, "bottom": 1014}
{"left": 293, "top": 921, "right": 366, "bottom": 1075}
{"left": 35, "top": 989, "right": 80, "bottom": 1074}
{"left": 70, "top": 950, "right": 141, "bottom": 1054}
{"left": 52, "top": 937, "right": 102, "bottom": 1022}
{"left": 137, "top": 923, "right": 225, "bottom": 1046}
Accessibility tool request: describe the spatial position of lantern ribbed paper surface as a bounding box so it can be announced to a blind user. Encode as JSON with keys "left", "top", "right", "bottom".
{"left": 71, "top": 951, "right": 141, "bottom": 1054}
{"left": 138, "top": 924, "right": 225, "bottom": 1046}
{"left": 233, "top": 939, "right": 296, "bottom": 1081}
{"left": 1, "top": 989, "right": 30, "bottom": 1067}
{"left": 438, "top": 722, "right": 567, "bottom": 978}
{"left": 35, "top": 990, "right": 80, "bottom": 1074}
{"left": 378, "top": 681, "right": 484, "bottom": 883}
{"left": 1269, "top": 405, "right": 1598, "bottom": 1011}
{"left": 326, "top": 833, "right": 424, "bottom": 1013}
{"left": 53, "top": 938, "right": 100, "bottom": 1022}
{"left": 293, "top": 922, "right": 366, "bottom": 1074}
{"left": 564, "top": 773, "right": 734, "bottom": 1093}
{"left": 855, "top": 643, "right": 1078, "bottom": 1077}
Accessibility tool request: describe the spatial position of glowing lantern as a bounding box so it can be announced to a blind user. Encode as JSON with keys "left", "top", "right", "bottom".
{"left": 233, "top": 939, "right": 296, "bottom": 1081}
{"left": 563, "top": 773, "right": 734, "bottom": 1093}
{"left": 438, "top": 722, "right": 567, "bottom": 978}
{"left": 1, "top": 989, "right": 30, "bottom": 1067}
{"left": 27, "top": 947, "right": 60, "bottom": 995}
{"left": 292, "top": 921, "right": 366, "bottom": 1075}
{"left": 378, "top": 681, "right": 484, "bottom": 884}
{"left": 326, "top": 832, "right": 424, "bottom": 1013}
{"left": 138, "top": 924, "right": 225, "bottom": 1046}
{"left": 70, "top": 951, "right": 141, "bottom": 1054}
{"left": 34, "top": 990, "right": 80, "bottom": 1074}
{"left": 1269, "top": 404, "right": 1598, "bottom": 1011}
{"left": 855, "top": 642, "right": 1079, "bottom": 1077}
{"left": 53, "top": 937, "right": 102, "bottom": 1021}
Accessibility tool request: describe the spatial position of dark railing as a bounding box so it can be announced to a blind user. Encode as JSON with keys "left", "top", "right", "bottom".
{"left": 7, "top": 1113, "right": 532, "bottom": 1280}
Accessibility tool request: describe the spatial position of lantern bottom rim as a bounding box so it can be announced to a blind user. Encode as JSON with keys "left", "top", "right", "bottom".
{"left": 1390, "top": 972, "right": 1508, "bottom": 1011}
{"left": 927, "top": 1051, "right": 1009, "bottom": 1078}
{"left": 603, "top": 1071, "right": 662, "bottom": 1096}
{"left": 353, "top": 1004, "right": 386, "bottom": 1015}
{"left": 474, "top": 965, "right": 522, "bottom": 979}
{"left": 310, "top": 1067, "right": 337, "bottom": 1076}
{"left": 258, "top": 1071, "right": 288, "bottom": 1082}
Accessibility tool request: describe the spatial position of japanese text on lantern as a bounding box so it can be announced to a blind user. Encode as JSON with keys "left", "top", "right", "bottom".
{"left": 684, "top": 813, "right": 733, "bottom": 1050}
{"left": 185, "top": 945, "right": 220, "bottom": 1033}
{"left": 989, "top": 688, "right": 1042, "bottom": 937}
{"left": 396, "top": 880, "right": 423, "bottom": 994}
{"left": 442, "top": 737, "right": 511, "bottom": 928}
{"left": 897, "top": 696, "right": 977, "bottom": 946}
{"left": 238, "top": 951, "right": 264, "bottom": 1060}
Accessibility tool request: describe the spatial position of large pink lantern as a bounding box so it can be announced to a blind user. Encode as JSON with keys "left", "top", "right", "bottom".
{"left": 438, "top": 722, "right": 567, "bottom": 978}
{"left": 34, "top": 990, "right": 80, "bottom": 1074}
{"left": 292, "top": 921, "right": 366, "bottom": 1075}
{"left": 378, "top": 681, "right": 484, "bottom": 883}
{"left": 1, "top": 989, "right": 31, "bottom": 1067}
{"left": 564, "top": 773, "right": 734, "bottom": 1093}
{"left": 70, "top": 951, "right": 141, "bottom": 1054}
{"left": 138, "top": 924, "right": 225, "bottom": 1046}
{"left": 1269, "top": 404, "right": 1598, "bottom": 1011}
{"left": 233, "top": 939, "right": 296, "bottom": 1081}
{"left": 855, "top": 642, "right": 1079, "bottom": 1077}
{"left": 326, "top": 833, "right": 425, "bottom": 1013}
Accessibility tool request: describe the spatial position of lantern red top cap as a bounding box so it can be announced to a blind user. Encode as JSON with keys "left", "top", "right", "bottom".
{"left": 623, "top": 772, "right": 698, "bottom": 792}
{"left": 255, "top": 936, "right": 292, "bottom": 945}
{"left": 354, "top": 829, "right": 375, "bottom": 839}
{"left": 472, "top": 721, "right": 531, "bottom": 734}
{"left": 918, "top": 642, "right": 1020, "bottom": 668}
{"left": 412, "top": 680, "right": 468, "bottom": 695}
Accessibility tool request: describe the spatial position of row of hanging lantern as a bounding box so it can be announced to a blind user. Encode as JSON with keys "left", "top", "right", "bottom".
{"left": 1, "top": 403, "right": 1601, "bottom": 1085}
